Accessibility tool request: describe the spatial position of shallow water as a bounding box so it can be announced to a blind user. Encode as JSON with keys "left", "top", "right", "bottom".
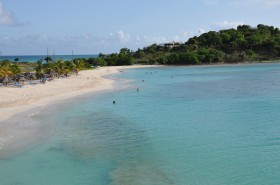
{"left": 1, "top": 64, "right": 280, "bottom": 184}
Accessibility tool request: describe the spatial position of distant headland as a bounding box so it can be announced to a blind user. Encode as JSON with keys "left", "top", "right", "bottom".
{"left": 132, "top": 24, "right": 280, "bottom": 65}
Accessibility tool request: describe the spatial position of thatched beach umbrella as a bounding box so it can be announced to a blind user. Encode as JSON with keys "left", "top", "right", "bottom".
{"left": 19, "top": 76, "right": 26, "bottom": 84}
{"left": 37, "top": 73, "right": 46, "bottom": 79}
{"left": 26, "top": 73, "right": 36, "bottom": 83}
{"left": 37, "top": 73, "right": 47, "bottom": 83}
{"left": 3, "top": 76, "right": 10, "bottom": 87}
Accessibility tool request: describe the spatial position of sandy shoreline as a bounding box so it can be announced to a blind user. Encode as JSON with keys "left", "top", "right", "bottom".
{"left": 0, "top": 65, "right": 159, "bottom": 156}
{"left": 1, "top": 61, "right": 278, "bottom": 122}
{"left": 0, "top": 65, "right": 157, "bottom": 123}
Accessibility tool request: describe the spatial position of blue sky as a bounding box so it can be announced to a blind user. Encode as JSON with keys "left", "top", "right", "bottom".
{"left": 0, "top": 0, "right": 280, "bottom": 55}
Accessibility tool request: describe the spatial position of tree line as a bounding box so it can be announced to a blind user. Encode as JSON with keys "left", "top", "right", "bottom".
{"left": 133, "top": 24, "right": 280, "bottom": 64}
{"left": 0, "top": 48, "right": 134, "bottom": 86}
{"left": 1, "top": 24, "right": 280, "bottom": 86}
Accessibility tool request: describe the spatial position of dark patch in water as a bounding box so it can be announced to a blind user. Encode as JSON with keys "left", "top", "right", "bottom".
{"left": 59, "top": 111, "right": 174, "bottom": 184}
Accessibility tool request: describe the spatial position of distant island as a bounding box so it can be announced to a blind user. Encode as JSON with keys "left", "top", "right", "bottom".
{"left": 1, "top": 24, "right": 280, "bottom": 86}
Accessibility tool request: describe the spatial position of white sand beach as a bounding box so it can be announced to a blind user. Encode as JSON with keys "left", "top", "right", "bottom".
{"left": 0, "top": 65, "right": 156, "bottom": 155}
{"left": 0, "top": 65, "right": 155, "bottom": 122}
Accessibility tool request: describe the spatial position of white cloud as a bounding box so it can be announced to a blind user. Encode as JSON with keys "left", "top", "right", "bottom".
{"left": 0, "top": 31, "right": 141, "bottom": 54}
{"left": 0, "top": 33, "right": 104, "bottom": 55}
{"left": 173, "top": 31, "right": 193, "bottom": 42}
{"left": 199, "top": 29, "right": 206, "bottom": 34}
{"left": 212, "top": 20, "right": 245, "bottom": 30}
{"left": 0, "top": 2, "right": 24, "bottom": 26}
{"left": 260, "top": 0, "right": 280, "bottom": 6}
{"left": 136, "top": 36, "right": 141, "bottom": 41}
{"left": 174, "top": 35, "right": 181, "bottom": 42}
{"left": 238, "top": 0, "right": 280, "bottom": 5}
{"left": 202, "top": 0, "right": 280, "bottom": 6}
{"left": 143, "top": 35, "right": 167, "bottom": 44}
{"left": 108, "top": 31, "right": 131, "bottom": 44}
{"left": 116, "top": 31, "right": 131, "bottom": 43}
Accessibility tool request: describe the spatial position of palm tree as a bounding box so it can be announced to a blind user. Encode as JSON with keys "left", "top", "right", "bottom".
{"left": 0, "top": 68, "right": 5, "bottom": 79}
{"left": 10, "top": 64, "right": 21, "bottom": 76}
{"left": 56, "top": 60, "right": 65, "bottom": 77}
{"left": 35, "top": 59, "right": 44, "bottom": 77}
{"left": 73, "top": 59, "right": 85, "bottom": 75}
{"left": 63, "top": 61, "right": 76, "bottom": 77}
{"left": 0, "top": 60, "right": 21, "bottom": 86}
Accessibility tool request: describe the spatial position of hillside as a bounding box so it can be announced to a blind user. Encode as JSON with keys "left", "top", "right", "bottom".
{"left": 130, "top": 24, "right": 280, "bottom": 65}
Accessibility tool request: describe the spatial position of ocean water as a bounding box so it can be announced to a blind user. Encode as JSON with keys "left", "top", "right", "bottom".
{"left": 1, "top": 64, "right": 280, "bottom": 184}
{"left": 0, "top": 54, "right": 98, "bottom": 62}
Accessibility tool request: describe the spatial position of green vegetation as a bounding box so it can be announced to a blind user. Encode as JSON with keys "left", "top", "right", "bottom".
{"left": 1, "top": 24, "right": 280, "bottom": 86}
{"left": 90, "top": 24, "right": 280, "bottom": 66}
{"left": 0, "top": 60, "right": 21, "bottom": 86}
{"left": 132, "top": 24, "right": 280, "bottom": 64}
{"left": 0, "top": 48, "right": 135, "bottom": 86}
{"left": 90, "top": 48, "right": 134, "bottom": 66}
{"left": 0, "top": 60, "right": 21, "bottom": 78}
{"left": 0, "top": 59, "right": 90, "bottom": 86}
{"left": 34, "top": 59, "right": 87, "bottom": 78}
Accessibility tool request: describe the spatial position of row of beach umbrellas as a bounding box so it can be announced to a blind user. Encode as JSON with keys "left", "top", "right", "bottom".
{"left": 1, "top": 73, "right": 38, "bottom": 87}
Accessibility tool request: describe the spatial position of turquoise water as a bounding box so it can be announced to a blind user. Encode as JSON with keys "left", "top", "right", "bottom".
{"left": 1, "top": 64, "right": 280, "bottom": 184}
{"left": 0, "top": 54, "right": 97, "bottom": 62}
